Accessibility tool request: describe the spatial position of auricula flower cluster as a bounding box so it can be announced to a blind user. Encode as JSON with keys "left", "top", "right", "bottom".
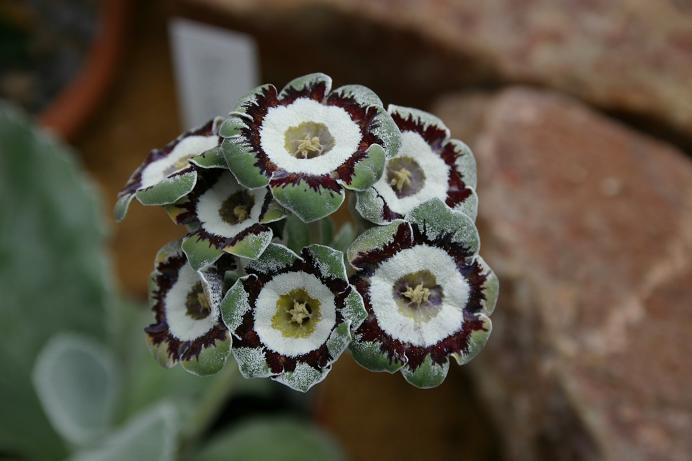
{"left": 117, "top": 73, "right": 498, "bottom": 391}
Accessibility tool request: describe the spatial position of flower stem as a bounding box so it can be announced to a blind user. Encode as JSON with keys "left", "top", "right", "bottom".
{"left": 185, "top": 363, "right": 237, "bottom": 441}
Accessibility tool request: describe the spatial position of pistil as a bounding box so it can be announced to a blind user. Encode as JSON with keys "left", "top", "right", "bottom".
{"left": 402, "top": 283, "right": 431, "bottom": 307}
{"left": 390, "top": 167, "right": 413, "bottom": 192}
{"left": 288, "top": 300, "right": 312, "bottom": 325}
{"left": 294, "top": 135, "right": 322, "bottom": 158}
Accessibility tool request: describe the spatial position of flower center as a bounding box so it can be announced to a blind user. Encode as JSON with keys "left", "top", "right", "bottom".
{"left": 219, "top": 190, "right": 255, "bottom": 225}
{"left": 185, "top": 282, "right": 212, "bottom": 320}
{"left": 272, "top": 288, "right": 322, "bottom": 338}
{"left": 393, "top": 270, "right": 443, "bottom": 321}
{"left": 284, "top": 121, "right": 335, "bottom": 159}
{"left": 386, "top": 156, "right": 425, "bottom": 198}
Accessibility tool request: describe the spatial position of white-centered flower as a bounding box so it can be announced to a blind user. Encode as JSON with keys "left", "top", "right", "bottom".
{"left": 167, "top": 170, "right": 286, "bottom": 269}
{"left": 347, "top": 199, "right": 498, "bottom": 389}
{"left": 219, "top": 73, "right": 401, "bottom": 223}
{"left": 145, "top": 240, "right": 232, "bottom": 376}
{"left": 356, "top": 105, "right": 478, "bottom": 224}
{"left": 220, "top": 243, "right": 367, "bottom": 392}
{"left": 115, "top": 118, "right": 226, "bottom": 221}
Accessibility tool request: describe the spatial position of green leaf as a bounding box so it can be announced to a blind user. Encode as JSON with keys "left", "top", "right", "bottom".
{"left": 193, "top": 418, "right": 345, "bottom": 461}
{"left": 69, "top": 404, "right": 177, "bottom": 461}
{"left": 33, "top": 334, "right": 119, "bottom": 446}
{"left": 0, "top": 103, "right": 112, "bottom": 460}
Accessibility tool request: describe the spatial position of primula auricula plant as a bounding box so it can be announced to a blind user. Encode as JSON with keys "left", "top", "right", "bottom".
{"left": 116, "top": 73, "right": 498, "bottom": 391}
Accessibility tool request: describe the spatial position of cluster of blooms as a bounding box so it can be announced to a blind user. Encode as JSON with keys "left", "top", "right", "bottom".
{"left": 117, "top": 73, "right": 498, "bottom": 391}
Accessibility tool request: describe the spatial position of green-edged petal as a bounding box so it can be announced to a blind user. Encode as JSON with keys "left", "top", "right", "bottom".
{"left": 304, "top": 244, "right": 347, "bottom": 281}
{"left": 451, "top": 313, "right": 492, "bottom": 366}
{"left": 218, "top": 115, "right": 248, "bottom": 138}
{"left": 455, "top": 187, "right": 478, "bottom": 221}
{"left": 222, "top": 138, "right": 270, "bottom": 189}
{"left": 330, "top": 84, "right": 382, "bottom": 108}
{"left": 146, "top": 336, "right": 175, "bottom": 369}
{"left": 273, "top": 362, "right": 327, "bottom": 393}
{"left": 401, "top": 354, "right": 450, "bottom": 389}
{"left": 232, "top": 83, "right": 275, "bottom": 116}
{"left": 325, "top": 322, "right": 351, "bottom": 359}
{"left": 477, "top": 256, "right": 499, "bottom": 315}
{"left": 371, "top": 106, "right": 401, "bottom": 158}
{"left": 279, "top": 73, "right": 332, "bottom": 99}
{"left": 341, "top": 288, "right": 367, "bottom": 328}
{"left": 220, "top": 276, "right": 254, "bottom": 331}
{"left": 354, "top": 187, "right": 387, "bottom": 225}
{"left": 350, "top": 340, "right": 404, "bottom": 373}
{"left": 406, "top": 199, "right": 479, "bottom": 255}
{"left": 232, "top": 347, "right": 273, "bottom": 379}
{"left": 270, "top": 179, "right": 345, "bottom": 223}
{"left": 346, "top": 220, "right": 409, "bottom": 269}
{"left": 135, "top": 170, "right": 197, "bottom": 205}
{"left": 447, "top": 139, "right": 477, "bottom": 189}
{"left": 181, "top": 335, "right": 231, "bottom": 376}
{"left": 244, "top": 243, "right": 301, "bottom": 275}
{"left": 114, "top": 192, "right": 135, "bottom": 222}
{"left": 259, "top": 199, "right": 286, "bottom": 224}
{"left": 189, "top": 146, "right": 226, "bottom": 169}
{"left": 388, "top": 104, "right": 451, "bottom": 140}
{"left": 182, "top": 234, "right": 224, "bottom": 271}
{"left": 340, "top": 143, "right": 385, "bottom": 191}
{"left": 224, "top": 227, "right": 273, "bottom": 260}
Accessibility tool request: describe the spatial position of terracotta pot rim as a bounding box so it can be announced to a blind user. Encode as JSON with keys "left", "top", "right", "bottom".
{"left": 38, "top": 0, "right": 128, "bottom": 141}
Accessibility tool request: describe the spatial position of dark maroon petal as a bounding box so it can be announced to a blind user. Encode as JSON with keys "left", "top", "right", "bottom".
{"left": 390, "top": 109, "right": 448, "bottom": 149}
{"left": 278, "top": 79, "right": 330, "bottom": 105}
{"left": 350, "top": 221, "right": 415, "bottom": 273}
{"left": 439, "top": 140, "right": 473, "bottom": 207}
{"left": 238, "top": 85, "right": 280, "bottom": 178}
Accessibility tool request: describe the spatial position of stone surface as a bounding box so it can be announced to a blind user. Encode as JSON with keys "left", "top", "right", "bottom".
{"left": 182, "top": 0, "right": 692, "bottom": 144}
{"left": 434, "top": 88, "right": 692, "bottom": 461}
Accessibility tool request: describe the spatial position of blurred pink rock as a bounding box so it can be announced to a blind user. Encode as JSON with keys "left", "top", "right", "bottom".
{"left": 434, "top": 88, "right": 692, "bottom": 461}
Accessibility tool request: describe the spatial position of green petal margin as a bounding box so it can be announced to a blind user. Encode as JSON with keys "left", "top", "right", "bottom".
{"left": 304, "top": 244, "right": 347, "bottom": 281}
{"left": 350, "top": 339, "right": 404, "bottom": 374}
{"left": 232, "top": 84, "right": 275, "bottom": 116}
{"left": 244, "top": 243, "right": 301, "bottom": 275}
{"left": 330, "top": 84, "right": 383, "bottom": 108}
{"left": 232, "top": 347, "right": 273, "bottom": 379}
{"left": 340, "top": 144, "right": 386, "bottom": 192}
{"left": 455, "top": 187, "right": 479, "bottom": 222}
{"left": 388, "top": 104, "right": 451, "bottom": 141}
{"left": 182, "top": 234, "right": 224, "bottom": 271}
{"left": 406, "top": 199, "right": 479, "bottom": 255}
{"left": 218, "top": 115, "right": 248, "bottom": 139}
{"left": 270, "top": 179, "right": 345, "bottom": 223}
{"left": 279, "top": 73, "right": 332, "bottom": 99}
{"left": 222, "top": 138, "right": 270, "bottom": 189}
{"left": 346, "top": 220, "right": 409, "bottom": 269}
{"left": 273, "top": 362, "right": 328, "bottom": 393}
{"left": 259, "top": 199, "right": 286, "bottom": 224}
{"left": 224, "top": 227, "right": 273, "bottom": 260}
{"left": 189, "top": 146, "right": 226, "bottom": 169}
{"left": 354, "top": 186, "right": 387, "bottom": 225}
{"left": 181, "top": 336, "right": 231, "bottom": 376}
{"left": 135, "top": 171, "right": 197, "bottom": 206}
{"left": 477, "top": 256, "right": 499, "bottom": 316}
{"left": 220, "top": 276, "right": 253, "bottom": 332}
{"left": 401, "top": 354, "right": 450, "bottom": 389}
{"left": 450, "top": 313, "right": 492, "bottom": 366}
{"left": 371, "top": 106, "right": 401, "bottom": 158}
{"left": 114, "top": 192, "right": 135, "bottom": 222}
{"left": 341, "top": 288, "right": 367, "bottom": 329}
{"left": 447, "top": 139, "right": 478, "bottom": 190}
{"left": 325, "top": 323, "right": 351, "bottom": 359}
